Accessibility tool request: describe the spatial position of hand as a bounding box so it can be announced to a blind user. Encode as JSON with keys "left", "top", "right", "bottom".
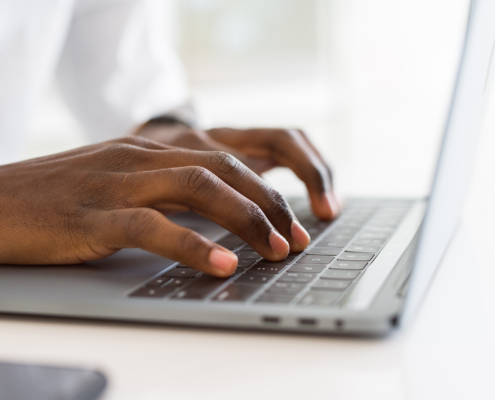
{"left": 135, "top": 123, "right": 341, "bottom": 220}
{"left": 0, "top": 137, "right": 311, "bottom": 277}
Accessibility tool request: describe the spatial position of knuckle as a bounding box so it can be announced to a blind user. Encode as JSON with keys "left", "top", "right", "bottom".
{"left": 275, "top": 129, "right": 296, "bottom": 141}
{"left": 100, "top": 143, "right": 141, "bottom": 160}
{"left": 118, "top": 136, "right": 143, "bottom": 146}
{"left": 210, "top": 151, "right": 240, "bottom": 175}
{"left": 174, "top": 130, "right": 203, "bottom": 147}
{"left": 242, "top": 202, "right": 269, "bottom": 232}
{"left": 97, "top": 142, "right": 149, "bottom": 172}
{"left": 125, "top": 209, "right": 158, "bottom": 243}
{"left": 269, "top": 130, "right": 297, "bottom": 152}
{"left": 177, "top": 166, "right": 218, "bottom": 196}
{"left": 311, "top": 166, "right": 327, "bottom": 192}
{"left": 183, "top": 129, "right": 201, "bottom": 140}
{"left": 267, "top": 190, "right": 291, "bottom": 219}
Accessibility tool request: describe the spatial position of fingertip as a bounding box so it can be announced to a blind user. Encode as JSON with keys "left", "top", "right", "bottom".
{"left": 208, "top": 248, "right": 238, "bottom": 277}
{"left": 309, "top": 192, "right": 332, "bottom": 220}
{"left": 312, "top": 192, "right": 341, "bottom": 220}
{"left": 290, "top": 220, "right": 311, "bottom": 252}
{"left": 269, "top": 230, "right": 290, "bottom": 259}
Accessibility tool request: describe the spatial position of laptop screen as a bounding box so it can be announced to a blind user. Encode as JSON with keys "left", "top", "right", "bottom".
{"left": 403, "top": 0, "right": 495, "bottom": 323}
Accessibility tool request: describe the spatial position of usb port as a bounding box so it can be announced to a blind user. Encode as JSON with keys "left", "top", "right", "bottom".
{"left": 262, "top": 316, "right": 280, "bottom": 324}
{"left": 299, "top": 318, "right": 318, "bottom": 326}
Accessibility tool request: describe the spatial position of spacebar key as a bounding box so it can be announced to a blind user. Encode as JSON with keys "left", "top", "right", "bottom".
{"left": 173, "top": 276, "right": 229, "bottom": 299}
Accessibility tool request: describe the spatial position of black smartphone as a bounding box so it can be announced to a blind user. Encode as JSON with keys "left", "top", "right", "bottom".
{"left": 0, "top": 361, "right": 107, "bottom": 400}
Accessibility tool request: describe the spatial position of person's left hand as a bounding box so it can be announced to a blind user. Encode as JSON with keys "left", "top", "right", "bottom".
{"left": 135, "top": 122, "right": 341, "bottom": 220}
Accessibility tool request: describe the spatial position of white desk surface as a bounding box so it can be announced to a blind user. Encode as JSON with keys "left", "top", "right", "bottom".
{"left": 0, "top": 220, "right": 494, "bottom": 400}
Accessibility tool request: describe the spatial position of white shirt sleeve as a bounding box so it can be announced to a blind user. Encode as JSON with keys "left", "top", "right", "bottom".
{"left": 56, "top": 0, "right": 191, "bottom": 143}
{"left": 0, "top": 0, "right": 74, "bottom": 165}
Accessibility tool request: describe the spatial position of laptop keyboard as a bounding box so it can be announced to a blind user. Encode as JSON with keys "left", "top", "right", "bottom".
{"left": 129, "top": 199, "right": 413, "bottom": 307}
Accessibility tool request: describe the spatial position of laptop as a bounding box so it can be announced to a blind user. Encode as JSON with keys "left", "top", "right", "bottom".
{"left": 0, "top": 0, "right": 493, "bottom": 335}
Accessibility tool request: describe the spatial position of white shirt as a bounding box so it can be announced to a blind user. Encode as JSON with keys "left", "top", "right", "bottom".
{"left": 0, "top": 0, "right": 190, "bottom": 165}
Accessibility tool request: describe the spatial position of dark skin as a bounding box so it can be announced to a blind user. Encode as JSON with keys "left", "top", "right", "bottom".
{"left": 0, "top": 125, "right": 340, "bottom": 277}
{"left": 134, "top": 122, "right": 341, "bottom": 220}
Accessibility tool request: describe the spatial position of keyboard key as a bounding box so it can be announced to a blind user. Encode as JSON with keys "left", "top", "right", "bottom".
{"left": 321, "top": 269, "right": 359, "bottom": 280}
{"left": 145, "top": 277, "right": 172, "bottom": 287}
{"left": 338, "top": 252, "right": 374, "bottom": 261}
{"left": 213, "top": 283, "right": 261, "bottom": 301}
{"left": 166, "top": 277, "right": 192, "bottom": 287}
{"left": 258, "top": 255, "right": 297, "bottom": 266}
{"left": 329, "top": 261, "right": 368, "bottom": 270}
{"left": 297, "top": 255, "right": 334, "bottom": 264}
{"left": 277, "top": 273, "right": 316, "bottom": 283}
{"left": 312, "top": 279, "right": 351, "bottom": 290}
{"left": 317, "top": 239, "right": 349, "bottom": 248}
{"left": 353, "top": 238, "right": 386, "bottom": 246}
{"left": 322, "top": 233, "right": 354, "bottom": 240}
{"left": 301, "top": 218, "right": 331, "bottom": 230}
{"left": 305, "top": 247, "right": 341, "bottom": 256}
{"left": 306, "top": 227, "right": 326, "bottom": 237}
{"left": 365, "top": 226, "right": 394, "bottom": 233}
{"left": 238, "top": 259, "right": 256, "bottom": 268}
{"left": 129, "top": 286, "right": 176, "bottom": 298}
{"left": 288, "top": 264, "right": 326, "bottom": 273}
{"left": 236, "top": 274, "right": 273, "bottom": 284}
{"left": 332, "top": 227, "right": 359, "bottom": 235}
{"left": 359, "top": 232, "right": 389, "bottom": 239}
{"left": 217, "top": 234, "right": 244, "bottom": 250}
{"left": 234, "top": 250, "right": 262, "bottom": 260}
{"left": 255, "top": 294, "right": 295, "bottom": 304}
{"left": 162, "top": 268, "right": 201, "bottom": 278}
{"left": 298, "top": 291, "right": 341, "bottom": 306}
{"left": 346, "top": 245, "right": 380, "bottom": 253}
{"left": 247, "top": 264, "right": 286, "bottom": 274}
{"left": 172, "top": 276, "right": 229, "bottom": 299}
{"left": 266, "top": 282, "right": 306, "bottom": 294}
{"left": 340, "top": 221, "right": 362, "bottom": 228}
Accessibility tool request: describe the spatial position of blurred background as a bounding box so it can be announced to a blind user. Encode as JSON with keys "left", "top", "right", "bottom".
{"left": 28, "top": 0, "right": 474, "bottom": 198}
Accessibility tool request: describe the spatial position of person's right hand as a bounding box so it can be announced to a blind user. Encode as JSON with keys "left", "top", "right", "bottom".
{"left": 0, "top": 137, "right": 310, "bottom": 277}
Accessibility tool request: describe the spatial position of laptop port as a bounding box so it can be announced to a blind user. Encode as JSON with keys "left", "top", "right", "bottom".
{"left": 335, "top": 319, "right": 344, "bottom": 330}
{"left": 299, "top": 318, "right": 318, "bottom": 326}
{"left": 262, "top": 316, "right": 280, "bottom": 324}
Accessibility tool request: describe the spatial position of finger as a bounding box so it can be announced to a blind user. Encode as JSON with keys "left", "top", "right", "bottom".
{"left": 94, "top": 208, "right": 238, "bottom": 277}
{"left": 123, "top": 150, "right": 310, "bottom": 252}
{"left": 295, "top": 129, "right": 343, "bottom": 214}
{"left": 207, "top": 128, "right": 339, "bottom": 220}
{"left": 123, "top": 166, "right": 291, "bottom": 260}
{"left": 168, "top": 129, "right": 269, "bottom": 174}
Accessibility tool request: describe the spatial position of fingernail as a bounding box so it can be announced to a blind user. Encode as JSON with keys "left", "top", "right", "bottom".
{"left": 269, "top": 230, "right": 290, "bottom": 258}
{"left": 291, "top": 220, "right": 310, "bottom": 249}
{"left": 209, "top": 248, "right": 237, "bottom": 274}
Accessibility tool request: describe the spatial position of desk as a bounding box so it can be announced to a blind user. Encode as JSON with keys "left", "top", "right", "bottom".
{"left": 0, "top": 221, "right": 493, "bottom": 400}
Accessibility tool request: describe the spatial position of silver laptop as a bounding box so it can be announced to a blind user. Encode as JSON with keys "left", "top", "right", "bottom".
{"left": 0, "top": 0, "right": 493, "bottom": 335}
